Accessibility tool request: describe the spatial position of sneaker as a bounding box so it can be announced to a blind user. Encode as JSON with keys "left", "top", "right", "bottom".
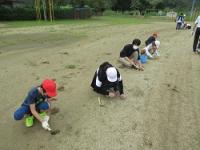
{"left": 39, "top": 112, "right": 47, "bottom": 119}
{"left": 194, "top": 51, "right": 198, "bottom": 54}
{"left": 25, "top": 116, "right": 34, "bottom": 127}
{"left": 196, "top": 49, "right": 200, "bottom": 54}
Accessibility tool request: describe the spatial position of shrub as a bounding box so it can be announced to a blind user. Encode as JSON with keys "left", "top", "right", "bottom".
{"left": 0, "top": 7, "right": 35, "bottom": 20}
{"left": 54, "top": 7, "right": 74, "bottom": 19}
{"left": 103, "top": 10, "right": 117, "bottom": 16}
{"left": 0, "top": 6, "right": 92, "bottom": 21}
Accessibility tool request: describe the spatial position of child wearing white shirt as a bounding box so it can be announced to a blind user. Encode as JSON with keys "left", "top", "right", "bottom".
{"left": 144, "top": 40, "right": 160, "bottom": 59}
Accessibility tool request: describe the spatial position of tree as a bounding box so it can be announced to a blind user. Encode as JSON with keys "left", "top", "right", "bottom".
{"left": 149, "top": 0, "right": 162, "bottom": 6}
{"left": 54, "top": 0, "right": 70, "bottom": 6}
{"left": 87, "top": 0, "right": 105, "bottom": 10}
{"left": 69, "top": 0, "right": 85, "bottom": 7}
{"left": 112, "top": 0, "right": 132, "bottom": 12}
{"left": 131, "top": 0, "right": 151, "bottom": 14}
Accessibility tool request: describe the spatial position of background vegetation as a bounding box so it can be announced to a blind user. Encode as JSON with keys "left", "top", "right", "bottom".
{"left": 0, "top": 0, "right": 199, "bottom": 20}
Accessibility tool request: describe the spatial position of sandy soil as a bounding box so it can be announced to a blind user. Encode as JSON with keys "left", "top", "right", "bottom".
{"left": 0, "top": 20, "right": 200, "bottom": 150}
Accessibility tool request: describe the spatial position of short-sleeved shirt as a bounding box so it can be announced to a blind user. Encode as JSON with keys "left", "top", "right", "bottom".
{"left": 22, "top": 87, "right": 46, "bottom": 106}
{"left": 120, "top": 44, "right": 140, "bottom": 59}
{"left": 145, "top": 36, "right": 156, "bottom": 46}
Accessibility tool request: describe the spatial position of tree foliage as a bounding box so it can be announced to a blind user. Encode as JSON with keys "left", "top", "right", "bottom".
{"left": 1, "top": 0, "right": 193, "bottom": 12}
{"left": 57, "top": 0, "right": 193, "bottom": 12}
{"left": 131, "top": 0, "right": 151, "bottom": 13}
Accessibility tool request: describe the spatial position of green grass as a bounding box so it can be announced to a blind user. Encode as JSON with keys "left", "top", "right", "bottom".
{"left": 1, "top": 20, "right": 87, "bottom": 28}
{"left": 65, "top": 64, "right": 76, "bottom": 69}
{"left": 96, "top": 16, "right": 148, "bottom": 25}
{"left": 0, "top": 14, "right": 172, "bottom": 33}
{"left": 1, "top": 15, "right": 156, "bottom": 28}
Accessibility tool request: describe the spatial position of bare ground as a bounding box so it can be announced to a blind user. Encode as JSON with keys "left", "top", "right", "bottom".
{"left": 0, "top": 21, "right": 200, "bottom": 150}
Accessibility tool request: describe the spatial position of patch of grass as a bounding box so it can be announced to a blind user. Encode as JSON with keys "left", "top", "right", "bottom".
{"left": 48, "top": 28, "right": 57, "bottom": 32}
{"left": 103, "top": 52, "right": 112, "bottom": 55}
{"left": 97, "top": 15, "right": 148, "bottom": 25}
{"left": 26, "top": 60, "right": 38, "bottom": 67}
{"left": 60, "top": 51, "right": 69, "bottom": 55}
{"left": 65, "top": 64, "right": 76, "bottom": 69}
{"left": 144, "top": 16, "right": 173, "bottom": 22}
{"left": 1, "top": 15, "right": 157, "bottom": 28}
{"left": 2, "top": 19, "right": 96, "bottom": 28}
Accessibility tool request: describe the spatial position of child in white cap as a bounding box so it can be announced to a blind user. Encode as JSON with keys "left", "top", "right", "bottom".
{"left": 91, "top": 62, "right": 126, "bottom": 99}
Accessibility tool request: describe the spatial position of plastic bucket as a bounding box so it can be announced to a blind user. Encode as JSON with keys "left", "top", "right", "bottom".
{"left": 140, "top": 54, "right": 147, "bottom": 64}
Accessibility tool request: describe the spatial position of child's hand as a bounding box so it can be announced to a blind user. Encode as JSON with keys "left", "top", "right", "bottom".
{"left": 139, "top": 67, "right": 144, "bottom": 71}
{"left": 108, "top": 92, "right": 116, "bottom": 98}
{"left": 48, "top": 97, "right": 57, "bottom": 101}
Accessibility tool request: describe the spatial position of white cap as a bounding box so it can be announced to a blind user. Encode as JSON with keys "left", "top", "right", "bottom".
{"left": 106, "top": 67, "right": 117, "bottom": 82}
{"left": 155, "top": 40, "right": 160, "bottom": 48}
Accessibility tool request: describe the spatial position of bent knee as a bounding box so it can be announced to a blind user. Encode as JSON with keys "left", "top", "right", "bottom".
{"left": 14, "top": 111, "right": 24, "bottom": 120}
{"left": 38, "top": 102, "right": 50, "bottom": 111}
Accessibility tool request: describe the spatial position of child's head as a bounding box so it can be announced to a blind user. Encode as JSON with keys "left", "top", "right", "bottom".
{"left": 132, "top": 39, "right": 141, "bottom": 50}
{"left": 141, "top": 49, "right": 146, "bottom": 55}
{"left": 41, "top": 79, "right": 57, "bottom": 98}
{"left": 132, "top": 39, "right": 141, "bottom": 46}
{"left": 152, "top": 32, "right": 158, "bottom": 38}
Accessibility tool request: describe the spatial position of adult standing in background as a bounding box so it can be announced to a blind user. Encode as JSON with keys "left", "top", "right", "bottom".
{"left": 176, "top": 13, "right": 184, "bottom": 30}
{"left": 193, "top": 15, "right": 200, "bottom": 53}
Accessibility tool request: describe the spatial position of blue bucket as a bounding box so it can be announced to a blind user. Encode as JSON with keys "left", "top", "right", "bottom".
{"left": 140, "top": 54, "right": 147, "bottom": 64}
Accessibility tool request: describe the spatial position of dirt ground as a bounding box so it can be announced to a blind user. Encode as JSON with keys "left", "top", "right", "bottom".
{"left": 0, "top": 20, "right": 200, "bottom": 150}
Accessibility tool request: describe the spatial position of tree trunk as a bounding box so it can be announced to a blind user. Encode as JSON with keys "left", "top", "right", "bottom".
{"left": 48, "top": 0, "right": 52, "bottom": 21}
{"left": 51, "top": 0, "right": 54, "bottom": 20}
{"left": 42, "top": 0, "right": 47, "bottom": 21}
{"left": 35, "top": 0, "right": 41, "bottom": 20}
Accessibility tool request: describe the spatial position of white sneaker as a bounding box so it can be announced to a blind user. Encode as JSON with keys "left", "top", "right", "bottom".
{"left": 197, "top": 49, "right": 200, "bottom": 53}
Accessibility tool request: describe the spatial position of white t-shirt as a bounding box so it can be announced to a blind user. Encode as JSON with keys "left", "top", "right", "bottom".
{"left": 144, "top": 43, "right": 160, "bottom": 58}
{"left": 195, "top": 16, "right": 200, "bottom": 27}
